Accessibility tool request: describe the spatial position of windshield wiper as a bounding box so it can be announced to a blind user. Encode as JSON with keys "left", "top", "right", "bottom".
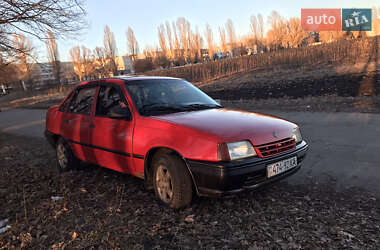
{"left": 140, "top": 104, "right": 185, "bottom": 115}
{"left": 180, "top": 103, "right": 223, "bottom": 111}
{"left": 140, "top": 103, "right": 222, "bottom": 115}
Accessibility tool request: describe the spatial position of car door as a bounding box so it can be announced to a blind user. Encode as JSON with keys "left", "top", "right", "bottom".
{"left": 89, "top": 83, "right": 134, "bottom": 174}
{"left": 61, "top": 84, "right": 98, "bottom": 162}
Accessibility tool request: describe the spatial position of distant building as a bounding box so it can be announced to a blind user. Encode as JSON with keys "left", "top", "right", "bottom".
{"left": 61, "top": 62, "right": 79, "bottom": 84}
{"left": 116, "top": 55, "right": 134, "bottom": 74}
{"left": 31, "top": 62, "right": 77, "bottom": 87}
{"left": 31, "top": 63, "right": 55, "bottom": 86}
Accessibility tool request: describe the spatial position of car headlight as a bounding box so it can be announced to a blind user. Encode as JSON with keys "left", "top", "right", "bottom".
{"left": 292, "top": 127, "right": 303, "bottom": 144}
{"left": 218, "top": 141, "right": 257, "bottom": 161}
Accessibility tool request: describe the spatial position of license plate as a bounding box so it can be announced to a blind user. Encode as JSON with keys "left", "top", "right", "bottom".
{"left": 267, "top": 156, "right": 297, "bottom": 178}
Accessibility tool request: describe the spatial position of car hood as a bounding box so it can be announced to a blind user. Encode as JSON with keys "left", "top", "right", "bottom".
{"left": 152, "top": 108, "right": 297, "bottom": 145}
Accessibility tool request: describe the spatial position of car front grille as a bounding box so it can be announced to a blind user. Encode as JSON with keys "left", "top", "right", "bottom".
{"left": 256, "top": 138, "right": 296, "bottom": 158}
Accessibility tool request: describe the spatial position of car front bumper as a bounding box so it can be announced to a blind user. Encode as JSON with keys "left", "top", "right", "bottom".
{"left": 186, "top": 141, "right": 309, "bottom": 197}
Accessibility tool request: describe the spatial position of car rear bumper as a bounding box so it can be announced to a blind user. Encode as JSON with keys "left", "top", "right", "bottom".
{"left": 185, "top": 141, "right": 309, "bottom": 197}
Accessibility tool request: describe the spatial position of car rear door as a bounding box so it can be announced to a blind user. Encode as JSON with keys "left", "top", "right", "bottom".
{"left": 61, "top": 84, "right": 98, "bottom": 162}
{"left": 89, "top": 82, "right": 134, "bottom": 174}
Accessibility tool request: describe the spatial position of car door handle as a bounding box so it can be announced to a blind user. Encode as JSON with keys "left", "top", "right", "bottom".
{"left": 89, "top": 124, "right": 95, "bottom": 128}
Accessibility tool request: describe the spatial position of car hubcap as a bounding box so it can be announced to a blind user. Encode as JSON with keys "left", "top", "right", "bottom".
{"left": 57, "top": 143, "right": 68, "bottom": 169}
{"left": 156, "top": 164, "right": 173, "bottom": 203}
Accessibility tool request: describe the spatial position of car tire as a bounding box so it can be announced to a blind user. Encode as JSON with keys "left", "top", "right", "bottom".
{"left": 56, "top": 137, "right": 80, "bottom": 172}
{"left": 152, "top": 152, "right": 193, "bottom": 209}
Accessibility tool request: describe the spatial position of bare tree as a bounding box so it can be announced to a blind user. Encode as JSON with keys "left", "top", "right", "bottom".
{"left": 143, "top": 46, "right": 154, "bottom": 59}
{"left": 219, "top": 27, "right": 227, "bottom": 53}
{"left": 0, "top": 0, "right": 86, "bottom": 59}
{"left": 250, "top": 15, "right": 258, "bottom": 46}
{"left": 195, "top": 28, "right": 203, "bottom": 62}
{"left": 172, "top": 21, "right": 181, "bottom": 61}
{"left": 176, "top": 17, "right": 191, "bottom": 62}
{"left": 81, "top": 46, "right": 94, "bottom": 79}
{"left": 249, "top": 14, "right": 265, "bottom": 52}
{"left": 13, "top": 34, "right": 35, "bottom": 87}
{"left": 157, "top": 24, "right": 168, "bottom": 60}
{"left": 126, "top": 27, "right": 139, "bottom": 61}
{"left": 104, "top": 25, "right": 118, "bottom": 76}
{"left": 93, "top": 46, "right": 107, "bottom": 77}
{"left": 70, "top": 45, "right": 94, "bottom": 81}
{"left": 143, "top": 45, "right": 168, "bottom": 69}
{"left": 205, "top": 24, "right": 214, "bottom": 60}
{"left": 257, "top": 14, "right": 265, "bottom": 42}
{"left": 70, "top": 46, "right": 82, "bottom": 81}
{"left": 266, "top": 11, "right": 287, "bottom": 50}
{"left": 165, "top": 21, "right": 174, "bottom": 60}
{"left": 190, "top": 27, "right": 202, "bottom": 62}
{"left": 225, "top": 19, "right": 236, "bottom": 51}
{"left": 286, "top": 18, "right": 308, "bottom": 48}
{"left": 45, "top": 30, "right": 61, "bottom": 84}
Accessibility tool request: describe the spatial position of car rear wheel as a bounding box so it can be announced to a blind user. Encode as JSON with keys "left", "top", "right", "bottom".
{"left": 152, "top": 153, "right": 193, "bottom": 209}
{"left": 56, "top": 137, "right": 80, "bottom": 172}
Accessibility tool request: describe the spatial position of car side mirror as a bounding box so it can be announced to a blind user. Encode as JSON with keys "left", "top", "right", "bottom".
{"left": 108, "top": 107, "right": 132, "bottom": 121}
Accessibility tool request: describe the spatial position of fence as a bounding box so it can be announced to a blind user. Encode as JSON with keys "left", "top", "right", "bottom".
{"left": 145, "top": 36, "right": 377, "bottom": 83}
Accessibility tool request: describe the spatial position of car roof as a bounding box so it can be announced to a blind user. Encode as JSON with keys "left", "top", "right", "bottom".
{"left": 78, "top": 75, "right": 182, "bottom": 87}
{"left": 112, "top": 75, "right": 180, "bottom": 82}
{"left": 79, "top": 75, "right": 181, "bottom": 86}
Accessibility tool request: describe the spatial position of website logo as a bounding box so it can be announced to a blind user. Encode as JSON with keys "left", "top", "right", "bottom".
{"left": 301, "top": 8, "right": 372, "bottom": 31}
{"left": 301, "top": 9, "right": 341, "bottom": 31}
{"left": 342, "top": 9, "right": 372, "bottom": 31}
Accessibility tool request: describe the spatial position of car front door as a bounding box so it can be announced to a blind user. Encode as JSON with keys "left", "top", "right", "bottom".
{"left": 89, "top": 83, "right": 134, "bottom": 174}
{"left": 61, "top": 85, "right": 98, "bottom": 162}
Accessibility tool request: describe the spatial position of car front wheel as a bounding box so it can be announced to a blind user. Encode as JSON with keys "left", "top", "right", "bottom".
{"left": 152, "top": 153, "right": 193, "bottom": 209}
{"left": 56, "top": 137, "right": 80, "bottom": 172}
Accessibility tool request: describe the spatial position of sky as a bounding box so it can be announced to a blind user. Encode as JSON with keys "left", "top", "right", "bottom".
{"left": 38, "top": 0, "right": 379, "bottom": 62}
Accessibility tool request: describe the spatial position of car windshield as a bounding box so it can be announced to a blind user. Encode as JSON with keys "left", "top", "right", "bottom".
{"left": 125, "top": 79, "right": 222, "bottom": 116}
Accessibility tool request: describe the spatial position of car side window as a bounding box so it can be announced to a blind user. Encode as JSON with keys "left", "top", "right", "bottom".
{"left": 68, "top": 87, "right": 97, "bottom": 115}
{"left": 58, "top": 92, "right": 73, "bottom": 112}
{"left": 95, "top": 86, "right": 129, "bottom": 117}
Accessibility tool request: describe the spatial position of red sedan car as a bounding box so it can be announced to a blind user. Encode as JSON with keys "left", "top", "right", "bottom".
{"left": 45, "top": 76, "right": 308, "bottom": 208}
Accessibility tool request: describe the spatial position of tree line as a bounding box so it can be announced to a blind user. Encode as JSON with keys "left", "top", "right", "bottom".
{"left": 0, "top": 1, "right": 379, "bottom": 88}
{"left": 68, "top": 7, "right": 380, "bottom": 77}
